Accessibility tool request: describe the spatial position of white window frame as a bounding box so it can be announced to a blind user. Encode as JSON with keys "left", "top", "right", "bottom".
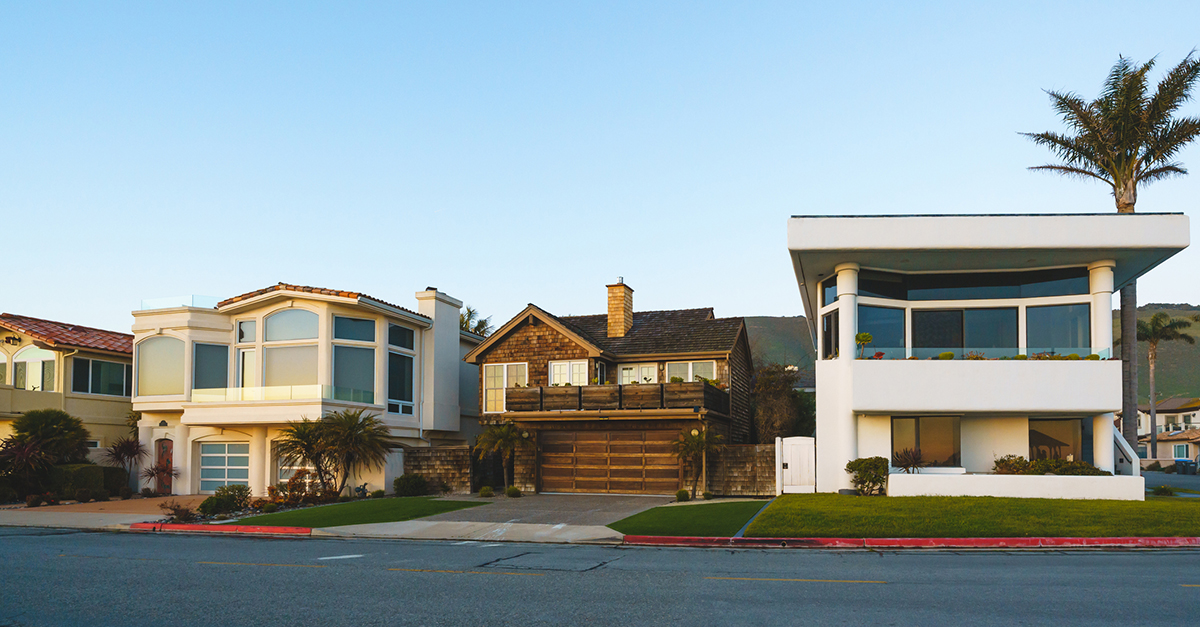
{"left": 1174, "top": 444, "right": 1189, "bottom": 459}
{"left": 198, "top": 442, "right": 251, "bottom": 494}
{"left": 665, "top": 360, "right": 717, "bottom": 384}
{"left": 85, "top": 440, "right": 101, "bottom": 449}
{"left": 619, "top": 363, "right": 658, "bottom": 385}
{"left": 386, "top": 321, "right": 417, "bottom": 416}
{"left": 483, "top": 362, "right": 527, "bottom": 413}
{"left": 549, "top": 360, "right": 588, "bottom": 386}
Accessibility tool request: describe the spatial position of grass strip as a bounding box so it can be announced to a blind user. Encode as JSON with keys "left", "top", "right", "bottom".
{"left": 746, "top": 493, "right": 1200, "bottom": 538}
{"left": 228, "top": 496, "right": 485, "bottom": 528}
{"left": 608, "top": 501, "right": 769, "bottom": 537}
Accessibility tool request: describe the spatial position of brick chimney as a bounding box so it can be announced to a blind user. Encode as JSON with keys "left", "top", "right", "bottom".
{"left": 606, "top": 279, "right": 633, "bottom": 338}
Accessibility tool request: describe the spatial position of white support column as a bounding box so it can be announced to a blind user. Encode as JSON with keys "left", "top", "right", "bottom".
{"left": 836, "top": 263, "right": 859, "bottom": 361}
{"left": 137, "top": 424, "right": 154, "bottom": 492}
{"left": 1093, "top": 413, "right": 1116, "bottom": 473}
{"left": 1088, "top": 260, "right": 1115, "bottom": 357}
{"left": 173, "top": 424, "right": 191, "bottom": 495}
{"left": 248, "top": 426, "right": 268, "bottom": 497}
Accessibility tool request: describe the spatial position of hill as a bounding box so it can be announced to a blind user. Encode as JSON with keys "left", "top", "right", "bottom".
{"left": 1114, "top": 304, "right": 1200, "bottom": 403}
{"left": 744, "top": 316, "right": 815, "bottom": 370}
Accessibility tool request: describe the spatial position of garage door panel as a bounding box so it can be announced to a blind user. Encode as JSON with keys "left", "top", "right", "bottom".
{"left": 542, "top": 444, "right": 576, "bottom": 454}
{"left": 537, "top": 429, "right": 680, "bottom": 495}
{"left": 609, "top": 468, "right": 644, "bottom": 479}
{"left": 609, "top": 444, "right": 645, "bottom": 454}
{"left": 575, "top": 467, "right": 609, "bottom": 478}
{"left": 575, "top": 443, "right": 608, "bottom": 454}
{"left": 645, "top": 468, "right": 681, "bottom": 480}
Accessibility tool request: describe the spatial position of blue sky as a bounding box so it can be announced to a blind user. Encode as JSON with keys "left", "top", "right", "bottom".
{"left": 2, "top": 2, "right": 1198, "bottom": 333}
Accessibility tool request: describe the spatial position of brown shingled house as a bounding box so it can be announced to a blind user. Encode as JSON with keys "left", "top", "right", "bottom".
{"left": 463, "top": 282, "right": 753, "bottom": 494}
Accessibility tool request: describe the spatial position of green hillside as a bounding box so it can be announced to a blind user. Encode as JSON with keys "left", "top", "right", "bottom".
{"left": 1114, "top": 304, "right": 1200, "bottom": 403}
{"left": 744, "top": 316, "right": 815, "bottom": 369}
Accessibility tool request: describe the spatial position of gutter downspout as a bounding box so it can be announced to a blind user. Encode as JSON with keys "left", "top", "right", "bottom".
{"left": 60, "top": 350, "right": 79, "bottom": 410}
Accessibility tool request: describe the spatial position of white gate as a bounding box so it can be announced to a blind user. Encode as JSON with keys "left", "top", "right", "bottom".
{"left": 775, "top": 436, "right": 815, "bottom": 495}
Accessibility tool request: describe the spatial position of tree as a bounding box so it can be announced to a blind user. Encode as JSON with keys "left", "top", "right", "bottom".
{"left": 474, "top": 422, "right": 532, "bottom": 489}
{"left": 319, "top": 409, "right": 403, "bottom": 494}
{"left": 1136, "top": 313, "right": 1196, "bottom": 458}
{"left": 460, "top": 305, "right": 494, "bottom": 337}
{"left": 101, "top": 436, "right": 148, "bottom": 488}
{"left": 1024, "top": 53, "right": 1200, "bottom": 450}
{"left": 752, "top": 364, "right": 814, "bottom": 443}
{"left": 12, "top": 409, "right": 91, "bottom": 464}
{"left": 274, "top": 418, "right": 337, "bottom": 492}
{"left": 673, "top": 428, "right": 724, "bottom": 499}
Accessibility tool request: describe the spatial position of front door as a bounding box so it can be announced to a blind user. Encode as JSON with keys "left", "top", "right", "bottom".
{"left": 156, "top": 439, "right": 173, "bottom": 494}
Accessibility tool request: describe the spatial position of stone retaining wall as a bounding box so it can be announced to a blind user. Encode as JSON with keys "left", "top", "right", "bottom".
{"left": 402, "top": 446, "right": 472, "bottom": 494}
{"left": 706, "top": 444, "right": 775, "bottom": 497}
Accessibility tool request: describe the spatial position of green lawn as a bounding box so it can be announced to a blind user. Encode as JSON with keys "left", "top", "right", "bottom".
{"left": 746, "top": 494, "right": 1200, "bottom": 538}
{"left": 227, "top": 496, "right": 485, "bottom": 528}
{"left": 608, "top": 501, "right": 769, "bottom": 537}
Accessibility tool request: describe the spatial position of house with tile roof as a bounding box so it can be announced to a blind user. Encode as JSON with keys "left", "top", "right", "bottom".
{"left": 130, "top": 283, "right": 482, "bottom": 496}
{"left": 1138, "top": 427, "right": 1200, "bottom": 464}
{"left": 0, "top": 313, "right": 134, "bottom": 452}
{"left": 462, "top": 281, "right": 754, "bottom": 494}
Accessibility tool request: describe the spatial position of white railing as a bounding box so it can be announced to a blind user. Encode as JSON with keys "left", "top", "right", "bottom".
{"left": 190, "top": 385, "right": 374, "bottom": 404}
{"left": 1114, "top": 432, "right": 1141, "bottom": 477}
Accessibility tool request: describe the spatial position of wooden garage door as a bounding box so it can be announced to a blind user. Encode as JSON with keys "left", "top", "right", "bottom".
{"left": 540, "top": 430, "right": 680, "bottom": 494}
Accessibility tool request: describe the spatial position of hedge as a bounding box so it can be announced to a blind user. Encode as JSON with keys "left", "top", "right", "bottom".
{"left": 46, "top": 464, "right": 127, "bottom": 497}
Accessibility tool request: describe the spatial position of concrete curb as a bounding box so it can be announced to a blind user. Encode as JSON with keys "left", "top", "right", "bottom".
{"left": 623, "top": 535, "right": 1200, "bottom": 549}
{"left": 129, "top": 523, "right": 312, "bottom": 536}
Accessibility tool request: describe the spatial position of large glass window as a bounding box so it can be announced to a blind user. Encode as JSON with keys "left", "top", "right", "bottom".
{"left": 821, "top": 310, "right": 839, "bottom": 359}
{"left": 912, "top": 310, "right": 962, "bottom": 358}
{"left": 550, "top": 360, "right": 588, "bottom": 386}
{"left": 264, "top": 309, "right": 319, "bottom": 341}
{"left": 193, "top": 344, "right": 229, "bottom": 390}
{"left": 334, "top": 316, "right": 375, "bottom": 342}
{"left": 136, "top": 337, "right": 184, "bottom": 396}
{"left": 484, "top": 363, "right": 527, "bottom": 413}
{"left": 892, "top": 416, "right": 961, "bottom": 467}
{"left": 263, "top": 345, "right": 318, "bottom": 387}
{"left": 333, "top": 345, "right": 374, "bottom": 403}
{"left": 859, "top": 268, "right": 1089, "bottom": 301}
{"left": 199, "top": 443, "right": 250, "bottom": 492}
{"left": 72, "top": 358, "right": 131, "bottom": 396}
{"left": 388, "top": 352, "right": 414, "bottom": 414}
{"left": 13, "top": 347, "right": 56, "bottom": 392}
{"left": 388, "top": 324, "right": 415, "bottom": 350}
{"left": 821, "top": 277, "right": 838, "bottom": 307}
{"left": 857, "top": 306, "right": 904, "bottom": 358}
{"left": 963, "top": 308, "right": 1018, "bottom": 353}
{"left": 1029, "top": 419, "right": 1082, "bottom": 461}
{"left": 1026, "top": 304, "right": 1090, "bottom": 353}
{"left": 912, "top": 308, "right": 1018, "bottom": 358}
{"left": 666, "top": 361, "right": 717, "bottom": 383}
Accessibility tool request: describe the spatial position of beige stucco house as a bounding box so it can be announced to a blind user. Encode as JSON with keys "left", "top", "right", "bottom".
{"left": 0, "top": 313, "right": 134, "bottom": 453}
{"left": 131, "top": 284, "right": 482, "bottom": 496}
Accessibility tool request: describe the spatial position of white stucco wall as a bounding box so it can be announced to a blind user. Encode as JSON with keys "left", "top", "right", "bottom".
{"left": 961, "top": 416, "right": 1029, "bottom": 473}
{"left": 857, "top": 415, "right": 891, "bottom": 460}
{"left": 888, "top": 473, "right": 1145, "bottom": 501}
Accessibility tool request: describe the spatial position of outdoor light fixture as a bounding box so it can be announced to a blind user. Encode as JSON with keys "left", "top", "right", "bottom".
{"left": 158, "top": 420, "right": 168, "bottom": 427}
{"left": 691, "top": 429, "right": 699, "bottom": 436}
{"left": 3, "top": 335, "right": 20, "bottom": 345}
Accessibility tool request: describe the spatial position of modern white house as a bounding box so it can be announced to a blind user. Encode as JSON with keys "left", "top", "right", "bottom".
{"left": 131, "top": 284, "right": 482, "bottom": 496}
{"left": 788, "top": 213, "right": 1190, "bottom": 501}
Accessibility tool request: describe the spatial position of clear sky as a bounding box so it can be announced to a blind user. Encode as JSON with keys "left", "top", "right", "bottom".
{"left": 2, "top": 2, "right": 1198, "bottom": 333}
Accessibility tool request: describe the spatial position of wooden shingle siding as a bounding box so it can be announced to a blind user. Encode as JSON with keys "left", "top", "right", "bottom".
{"left": 475, "top": 316, "right": 590, "bottom": 414}
{"left": 727, "top": 329, "right": 754, "bottom": 444}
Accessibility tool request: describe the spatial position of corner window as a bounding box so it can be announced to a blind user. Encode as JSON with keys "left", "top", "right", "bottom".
{"left": 334, "top": 316, "right": 375, "bottom": 342}
{"left": 1029, "top": 419, "right": 1082, "bottom": 461}
{"left": 333, "top": 345, "right": 374, "bottom": 403}
{"left": 1026, "top": 304, "right": 1090, "bottom": 353}
{"left": 821, "top": 311, "right": 839, "bottom": 359}
{"left": 483, "top": 363, "right": 526, "bottom": 413}
{"left": 388, "top": 324, "right": 415, "bottom": 350}
{"left": 193, "top": 344, "right": 230, "bottom": 391}
{"left": 619, "top": 363, "right": 658, "bottom": 385}
{"left": 72, "top": 358, "right": 132, "bottom": 397}
{"left": 821, "top": 277, "right": 837, "bottom": 307}
{"left": 13, "top": 347, "right": 56, "bottom": 392}
{"left": 264, "top": 309, "right": 319, "bottom": 342}
{"left": 236, "top": 320, "right": 256, "bottom": 344}
{"left": 892, "top": 416, "right": 961, "bottom": 467}
{"left": 137, "top": 337, "right": 184, "bottom": 396}
{"left": 549, "top": 360, "right": 588, "bottom": 386}
{"left": 857, "top": 306, "right": 905, "bottom": 359}
{"left": 388, "top": 352, "right": 414, "bottom": 414}
{"left": 666, "top": 361, "right": 717, "bottom": 383}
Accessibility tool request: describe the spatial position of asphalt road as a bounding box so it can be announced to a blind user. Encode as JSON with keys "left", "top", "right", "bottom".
{"left": 1, "top": 529, "right": 1197, "bottom": 626}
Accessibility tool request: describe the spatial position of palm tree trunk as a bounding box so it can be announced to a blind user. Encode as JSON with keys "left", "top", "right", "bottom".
{"left": 1120, "top": 284, "right": 1139, "bottom": 450}
{"left": 1149, "top": 344, "right": 1158, "bottom": 460}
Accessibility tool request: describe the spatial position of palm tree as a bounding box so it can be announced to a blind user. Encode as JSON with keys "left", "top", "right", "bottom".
{"left": 320, "top": 409, "right": 403, "bottom": 494}
{"left": 673, "top": 428, "right": 724, "bottom": 498}
{"left": 1137, "top": 313, "right": 1196, "bottom": 458}
{"left": 0, "top": 437, "right": 53, "bottom": 494}
{"left": 460, "top": 305, "right": 494, "bottom": 337}
{"left": 140, "top": 460, "right": 180, "bottom": 494}
{"left": 12, "top": 409, "right": 92, "bottom": 464}
{"left": 101, "top": 436, "right": 149, "bottom": 489}
{"left": 1024, "top": 53, "right": 1200, "bottom": 450}
{"left": 274, "top": 418, "right": 336, "bottom": 492}
{"left": 474, "top": 422, "right": 531, "bottom": 489}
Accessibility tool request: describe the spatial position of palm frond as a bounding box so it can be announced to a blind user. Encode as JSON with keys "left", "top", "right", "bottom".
{"left": 1138, "top": 163, "right": 1188, "bottom": 184}
{"left": 1146, "top": 52, "right": 1200, "bottom": 129}
{"left": 1027, "top": 164, "right": 1112, "bottom": 183}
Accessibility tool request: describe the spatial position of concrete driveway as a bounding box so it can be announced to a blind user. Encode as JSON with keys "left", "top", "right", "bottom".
{"left": 426, "top": 493, "right": 674, "bottom": 526}
{"left": 1143, "top": 470, "right": 1200, "bottom": 492}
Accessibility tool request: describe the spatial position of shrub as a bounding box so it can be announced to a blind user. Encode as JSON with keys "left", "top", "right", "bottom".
{"left": 892, "top": 448, "right": 928, "bottom": 474}
{"left": 393, "top": 474, "right": 429, "bottom": 497}
{"left": 993, "top": 455, "right": 1031, "bottom": 475}
{"left": 159, "top": 499, "right": 197, "bottom": 523}
{"left": 1013, "top": 354, "right": 1028, "bottom": 360}
{"left": 141, "top": 487, "right": 155, "bottom": 498}
{"left": 94, "top": 489, "right": 109, "bottom": 502}
{"left": 43, "top": 492, "right": 59, "bottom": 505}
{"left": 845, "top": 456, "right": 888, "bottom": 496}
{"left": 197, "top": 495, "right": 236, "bottom": 516}
{"left": 337, "top": 495, "right": 352, "bottom": 503}
{"left": 1147, "top": 461, "right": 1163, "bottom": 471}
{"left": 119, "top": 486, "right": 133, "bottom": 500}
{"left": 26, "top": 494, "right": 43, "bottom": 508}
{"left": 261, "top": 503, "right": 279, "bottom": 513}
{"left": 0, "top": 487, "right": 17, "bottom": 504}
{"left": 505, "top": 486, "right": 521, "bottom": 498}
{"left": 938, "top": 352, "right": 955, "bottom": 360}
{"left": 479, "top": 486, "right": 494, "bottom": 498}
{"left": 1085, "top": 354, "right": 1100, "bottom": 360}
{"left": 47, "top": 465, "right": 104, "bottom": 498}
{"left": 214, "top": 484, "right": 252, "bottom": 510}
{"left": 1152, "top": 485, "right": 1176, "bottom": 496}
{"left": 1025, "top": 458, "right": 1111, "bottom": 476}
{"left": 101, "top": 466, "right": 128, "bottom": 496}
{"left": 1164, "top": 463, "right": 1178, "bottom": 474}
{"left": 371, "top": 490, "right": 385, "bottom": 499}
{"left": 669, "top": 376, "right": 685, "bottom": 383}
{"left": 74, "top": 488, "right": 92, "bottom": 503}
{"left": 675, "top": 489, "right": 690, "bottom": 502}
{"left": 213, "top": 514, "right": 228, "bottom": 521}
{"left": 703, "top": 491, "right": 714, "bottom": 500}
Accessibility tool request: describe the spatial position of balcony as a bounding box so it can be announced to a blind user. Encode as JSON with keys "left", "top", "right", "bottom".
{"left": 190, "top": 385, "right": 374, "bottom": 404}
{"left": 849, "top": 346, "right": 1112, "bottom": 360}
{"left": 504, "top": 382, "right": 730, "bottom": 415}
{"left": 138, "top": 295, "right": 221, "bottom": 311}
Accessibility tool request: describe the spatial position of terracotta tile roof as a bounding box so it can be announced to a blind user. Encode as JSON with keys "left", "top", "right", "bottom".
{"left": 216, "top": 283, "right": 429, "bottom": 320}
{"left": 0, "top": 313, "right": 132, "bottom": 355}
{"left": 556, "top": 307, "right": 744, "bottom": 356}
{"left": 1140, "top": 428, "right": 1200, "bottom": 443}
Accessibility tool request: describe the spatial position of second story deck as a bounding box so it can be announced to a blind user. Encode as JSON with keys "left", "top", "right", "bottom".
{"left": 503, "top": 381, "right": 730, "bottom": 417}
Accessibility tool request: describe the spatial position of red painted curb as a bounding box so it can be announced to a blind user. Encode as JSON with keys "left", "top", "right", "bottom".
{"left": 129, "top": 523, "right": 311, "bottom": 536}
{"left": 623, "top": 535, "right": 1200, "bottom": 549}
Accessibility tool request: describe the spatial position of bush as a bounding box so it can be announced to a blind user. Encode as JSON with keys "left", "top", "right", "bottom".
{"left": 675, "top": 489, "right": 690, "bottom": 502}
{"left": 12, "top": 409, "right": 91, "bottom": 464}
{"left": 1164, "top": 463, "right": 1178, "bottom": 474}
{"left": 159, "top": 499, "right": 197, "bottom": 523}
{"left": 261, "top": 503, "right": 278, "bottom": 513}
{"left": 993, "top": 455, "right": 1031, "bottom": 475}
{"left": 197, "top": 495, "right": 236, "bottom": 516}
{"left": 845, "top": 456, "right": 888, "bottom": 496}
{"left": 26, "top": 494, "right": 43, "bottom": 508}
{"left": 703, "top": 491, "right": 714, "bottom": 500}
{"left": 101, "top": 466, "right": 128, "bottom": 496}
{"left": 94, "top": 489, "right": 109, "bottom": 502}
{"left": 371, "top": 490, "right": 385, "bottom": 499}
{"left": 0, "top": 487, "right": 17, "bottom": 504}
{"left": 1026, "top": 458, "right": 1111, "bottom": 476}
{"left": 1152, "top": 485, "right": 1176, "bottom": 496}
{"left": 479, "top": 486, "right": 494, "bottom": 498}
{"left": 938, "top": 352, "right": 955, "bottom": 360}
{"left": 338, "top": 495, "right": 353, "bottom": 503}
{"left": 214, "top": 484, "right": 252, "bottom": 510}
{"left": 43, "top": 492, "right": 59, "bottom": 505}
{"left": 393, "top": 474, "right": 429, "bottom": 497}
{"left": 1147, "top": 461, "right": 1163, "bottom": 471}
{"left": 47, "top": 464, "right": 104, "bottom": 498}
{"left": 74, "top": 488, "right": 91, "bottom": 503}
{"left": 505, "top": 486, "right": 521, "bottom": 498}
{"left": 119, "top": 486, "right": 133, "bottom": 500}
{"left": 141, "top": 487, "right": 155, "bottom": 498}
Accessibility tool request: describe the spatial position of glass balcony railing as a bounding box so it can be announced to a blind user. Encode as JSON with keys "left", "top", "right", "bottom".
{"left": 138, "top": 295, "right": 221, "bottom": 311}
{"left": 850, "top": 347, "right": 1112, "bottom": 360}
{"left": 191, "top": 385, "right": 374, "bottom": 404}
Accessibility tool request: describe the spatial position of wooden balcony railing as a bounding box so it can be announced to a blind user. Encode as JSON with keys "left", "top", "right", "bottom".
{"left": 504, "top": 382, "right": 730, "bottom": 415}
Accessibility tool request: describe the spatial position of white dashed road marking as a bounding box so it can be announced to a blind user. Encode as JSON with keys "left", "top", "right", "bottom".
{"left": 317, "top": 554, "right": 364, "bottom": 561}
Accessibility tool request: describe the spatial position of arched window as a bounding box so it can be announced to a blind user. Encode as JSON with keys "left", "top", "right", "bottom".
{"left": 137, "top": 336, "right": 185, "bottom": 396}
{"left": 265, "top": 309, "right": 319, "bottom": 342}
{"left": 13, "top": 347, "right": 56, "bottom": 392}
{"left": 0, "top": 352, "right": 7, "bottom": 386}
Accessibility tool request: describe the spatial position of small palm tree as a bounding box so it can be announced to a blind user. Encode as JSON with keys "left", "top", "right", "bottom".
{"left": 320, "top": 408, "right": 403, "bottom": 494}
{"left": 101, "top": 436, "right": 149, "bottom": 489}
{"left": 474, "top": 422, "right": 531, "bottom": 489}
{"left": 673, "top": 428, "right": 724, "bottom": 498}
{"left": 140, "top": 460, "right": 180, "bottom": 494}
{"left": 0, "top": 437, "right": 53, "bottom": 494}
{"left": 460, "top": 305, "right": 494, "bottom": 337}
{"left": 1024, "top": 53, "right": 1200, "bottom": 451}
{"left": 274, "top": 418, "right": 336, "bottom": 492}
{"left": 1137, "top": 313, "right": 1197, "bottom": 458}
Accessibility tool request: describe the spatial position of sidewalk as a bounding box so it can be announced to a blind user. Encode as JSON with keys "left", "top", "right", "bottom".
{"left": 313, "top": 520, "right": 623, "bottom": 544}
{"left": 0, "top": 496, "right": 206, "bottom": 531}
